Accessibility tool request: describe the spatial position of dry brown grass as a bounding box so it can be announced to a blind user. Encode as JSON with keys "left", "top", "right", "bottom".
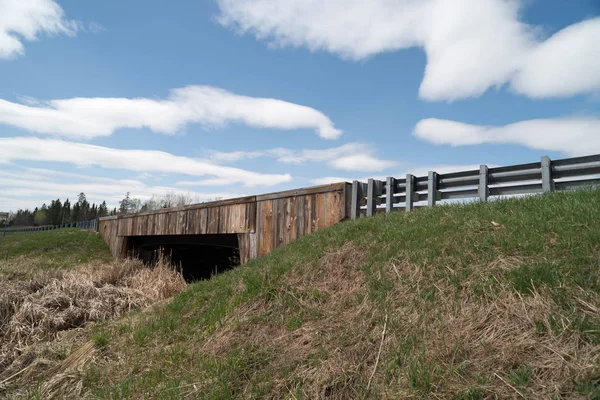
{"left": 199, "top": 243, "right": 379, "bottom": 399}
{"left": 194, "top": 245, "right": 598, "bottom": 399}
{"left": 0, "top": 256, "right": 186, "bottom": 394}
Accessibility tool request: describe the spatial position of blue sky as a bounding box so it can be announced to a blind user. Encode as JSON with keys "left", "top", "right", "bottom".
{"left": 0, "top": 0, "right": 599, "bottom": 210}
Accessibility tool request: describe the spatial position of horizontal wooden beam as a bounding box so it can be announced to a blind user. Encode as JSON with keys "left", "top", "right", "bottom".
{"left": 255, "top": 182, "right": 347, "bottom": 202}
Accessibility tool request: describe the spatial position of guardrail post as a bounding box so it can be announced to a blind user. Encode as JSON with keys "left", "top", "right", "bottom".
{"left": 427, "top": 171, "right": 438, "bottom": 207}
{"left": 386, "top": 177, "right": 396, "bottom": 213}
{"left": 367, "top": 179, "right": 383, "bottom": 217}
{"left": 541, "top": 156, "right": 553, "bottom": 192}
{"left": 405, "top": 174, "right": 415, "bottom": 211}
{"left": 351, "top": 181, "right": 362, "bottom": 219}
{"left": 479, "top": 164, "right": 489, "bottom": 202}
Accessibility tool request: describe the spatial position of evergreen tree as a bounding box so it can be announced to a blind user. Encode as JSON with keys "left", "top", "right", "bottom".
{"left": 98, "top": 201, "right": 108, "bottom": 218}
{"left": 62, "top": 199, "right": 71, "bottom": 224}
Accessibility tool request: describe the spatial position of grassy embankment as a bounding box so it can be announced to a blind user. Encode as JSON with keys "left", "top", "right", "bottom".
{"left": 4, "top": 190, "right": 600, "bottom": 399}
{"left": 0, "top": 229, "right": 113, "bottom": 280}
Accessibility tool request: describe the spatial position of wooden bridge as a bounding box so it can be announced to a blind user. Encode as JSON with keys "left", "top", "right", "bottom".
{"left": 97, "top": 153, "right": 600, "bottom": 277}
{"left": 98, "top": 183, "right": 352, "bottom": 269}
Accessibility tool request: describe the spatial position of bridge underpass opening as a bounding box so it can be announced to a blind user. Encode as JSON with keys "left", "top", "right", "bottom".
{"left": 127, "top": 234, "right": 240, "bottom": 281}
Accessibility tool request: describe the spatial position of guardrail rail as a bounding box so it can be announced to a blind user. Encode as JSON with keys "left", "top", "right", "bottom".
{"left": 350, "top": 154, "right": 600, "bottom": 219}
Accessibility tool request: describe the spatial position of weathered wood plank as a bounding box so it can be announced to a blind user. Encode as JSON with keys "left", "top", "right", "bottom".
{"left": 156, "top": 213, "right": 167, "bottom": 235}
{"left": 177, "top": 211, "right": 186, "bottom": 234}
{"left": 256, "top": 182, "right": 346, "bottom": 202}
{"left": 310, "top": 194, "right": 317, "bottom": 234}
{"left": 199, "top": 208, "right": 208, "bottom": 234}
{"left": 246, "top": 201, "right": 257, "bottom": 233}
{"left": 208, "top": 207, "right": 220, "bottom": 234}
{"left": 296, "top": 195, "right": 305, "bottom": 238}
{"left": 259, "top": 200, "right": 273, "bottom": 256}
{"left": 288, "top": 196, "right": 297, "bottom": 244}
{"left": 218, "top": 206, "right": 228, "bottom": 234}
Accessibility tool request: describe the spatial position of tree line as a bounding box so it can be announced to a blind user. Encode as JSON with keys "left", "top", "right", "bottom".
{"left": 7, "top": 193, "right": 116, "bottom": 227}
{"left": 6, "top": 192, "right": 208, "bottom": 227}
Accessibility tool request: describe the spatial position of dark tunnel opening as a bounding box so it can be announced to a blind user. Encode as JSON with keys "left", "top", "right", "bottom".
{"left": 127, "top": 234, "right": 240, "bottom": 281}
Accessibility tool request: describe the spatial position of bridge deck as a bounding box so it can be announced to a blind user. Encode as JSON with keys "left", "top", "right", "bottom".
{"left": 99, "top": 182, "right": 351, "bottom": 264}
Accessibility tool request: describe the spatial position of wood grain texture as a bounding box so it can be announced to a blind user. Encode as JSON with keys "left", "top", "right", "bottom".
{"left": 99, "top": 183, "right": 349, "bottom": 262}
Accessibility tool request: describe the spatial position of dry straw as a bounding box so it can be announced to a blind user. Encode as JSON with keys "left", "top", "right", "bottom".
{"left": 0, "top": 255, "right": 186, "bottom": 392}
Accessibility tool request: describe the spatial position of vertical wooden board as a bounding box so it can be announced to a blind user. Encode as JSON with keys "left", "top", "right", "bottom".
{"left": 282, "top": 197, "right": 291, "bottom": 245}
{"left": 134, "top": 216, "right": 141, "bottom": 236}
{"left": 208, "top": 207, "right": 220, "bottom": 234}
{"left": 186, "top": 209, "right": 196, "bottom": 233}
{"left": 327, "top": 191, "right": 343, "bottom": 227}
{"left": 311, "top": 194, "right": 318, "bottom": 233}
{"left": 237, "top": 234, "right": 248, "bottom": 264}
{"left": 255, "top": 201, "right": 262, "bottom": 256}
{"left": 296, "top": 195, "right": 305, "bottom": 239}
{"left": 112, "top": 220, "right": 118, "bottom": 240}
{"left": 229, "top": 205, "right": 236, "bottom": 232}
{"left": 177, "top": 210, "right": 186, "bottom": 234}
{"left": 259, "top": 200, "right": 273, "bottom": 256}
{"left": 318, "top": 192, "right": 330, "bottom": 231}
{"left": 305, "top": 194, "right": 314, "bottom": 234}
{"left": 287, "top": 196, "right": 297, "bottom": 244}
{"left": 116, "top": 219, "right": 124, "bottom": 236}
{"left": 119, "top": 219, "right": 125, "bottom": 236}
{"left": 165, "top": 212, "right": 174, "bottom": 235}
{"left": 184, "top": 210, "right": 194, "bottom": 234}
{"left": 275, "top": 198, "right": 286, "bottom": 249}
{"left": 271, "top": 199, "right": 278, "bottom": 250}
{"left": 199, "top": 208, "right": 208, "bottom": 234}
{"left": 157, "top": 213, "right": 167, "bottom": 235}
{"left": 117, "top": 236, "right": 128, "bottom": 259}
{"left": 137, "top": 216, "right": 145, "bottom": 236}
{"left": 147, "top": 214, "right": 155, "bottom": 236}
{"left": 218, "top": 206, "right": 228, "bottom": 234}
{"left": 249, "top": 233, "right": 257, "bottom": 260}
{"left": 236, "top": 204, "right": 247, "bottom": 233}
{"left": 246, "top": 201, "right": 257, "bottom": 233}
{"left": 237, "top": 233, "right": 256, "bottom": 264}
{"left": 130, "top": 217, "right": 136, "bottom": 236}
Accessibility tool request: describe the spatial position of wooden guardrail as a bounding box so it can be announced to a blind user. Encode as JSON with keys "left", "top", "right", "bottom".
{"left": 351, "top": 154, "right": 600, "bottom": 218}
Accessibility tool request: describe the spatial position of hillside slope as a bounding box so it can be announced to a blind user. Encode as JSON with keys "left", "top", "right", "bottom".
{"left": 22, "top": 190, "right": 600, "bottom": 398}
{"left": 0, "top": 229, "right": 113, "bottom": 280}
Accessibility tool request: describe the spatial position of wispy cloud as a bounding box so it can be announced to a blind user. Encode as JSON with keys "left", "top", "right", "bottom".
{"left": 0, "top": 167, "right": 242, "bottom": 211}
{"left": 414, "top": 117, "right": 600, "bottom": 156}
{"left": 0, "top": 85, "right": 341, "bottom": 139}
{"left": 0, "top": 0, "right": 79, "bottom": 59}
{"left": 204, "top": 142, "right": 397, "bottom": 172}
{"left": 217, "top": 0, "right": 600, "bottom": 100}
{"left": 0, "top": 137, "right": 292, "bottom": 187}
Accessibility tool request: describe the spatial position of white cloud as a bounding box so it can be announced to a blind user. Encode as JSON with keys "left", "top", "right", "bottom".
{"left": 217, "top": 0, "right": 600, "bottom": 100}
{"left": 204, "top": 149, "right": 265, "bottom": 163}
{"left": 414, "top": 117, "right": 600, "bottom": 156}
{"left": 0, "top": 137, "right": 292, "bottom": 187}
{"left": 0, "top": 167, "right": 242, "bottom": 211}
{"left": 203, "top": 142, "right": 396, "bottom": 171}
{"left": 0, "top": 86, "right": 341, "bottom": 139}
{"left": 511, "top": 18, "right": 600, "bottom": 98}
{"left": 329, "top": 154, "right": 397, "bottom": 172}
{"left": 0, "top": 0, "right": 78, "bottom": 59}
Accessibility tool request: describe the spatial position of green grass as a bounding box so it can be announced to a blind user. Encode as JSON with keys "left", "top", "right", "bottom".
{"left": 0, "top": 228, "right": 112, "bottom": 279}
{"left": 16, "top": 189, "right": 600, "bottom": 398}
